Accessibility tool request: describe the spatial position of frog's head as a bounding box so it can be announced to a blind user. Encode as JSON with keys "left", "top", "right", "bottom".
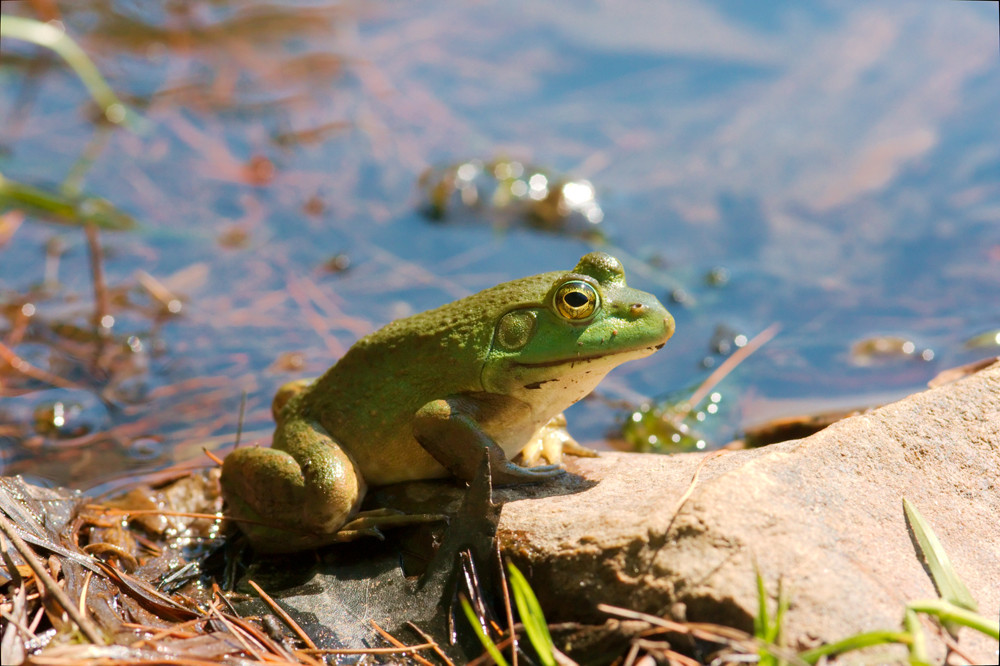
{"left": 482, "top": 252, "right": 674, "bottom": 409}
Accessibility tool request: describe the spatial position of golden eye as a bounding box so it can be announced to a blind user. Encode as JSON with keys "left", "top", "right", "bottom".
{"left": 554, "top": 280, "right": 599, "bottom": 320}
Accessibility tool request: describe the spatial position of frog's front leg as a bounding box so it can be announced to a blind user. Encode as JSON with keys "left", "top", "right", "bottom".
{"left": 413, "top": 396, "right": 565, "bottom": 485}
{"left": 220, "top": 419, "right": 366, "bottom": 553}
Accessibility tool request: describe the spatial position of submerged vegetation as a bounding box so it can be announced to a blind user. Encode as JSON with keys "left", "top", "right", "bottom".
{"left": 419, "top": 158, "right": 606, "bottom": 241}
{"left": 0, "top": 15, "right": 141, "bottom": 130}
{"left": 0, "top": 15, "right": 142, "bottom": 229}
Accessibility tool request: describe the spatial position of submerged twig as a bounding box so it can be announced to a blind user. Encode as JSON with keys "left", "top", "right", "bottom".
{"left": 0, "top": 16, "right": 142, "bottom": 129}
{"left": 84, "top": 224, "right": 110, "bottom": 338}
{"left": 687, "top": 323, "right": 780, "bottom": 412}
{"left": 234, "top": 390, "right": 248, "bottom": 448}
{"left": 0, "top": 338, "right": 86, "bottom": 390}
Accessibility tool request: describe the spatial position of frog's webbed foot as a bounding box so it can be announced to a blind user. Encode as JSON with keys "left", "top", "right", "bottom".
{"left": 414, "top": 396, "right": 567, "bottom": 486}
{"left": 330, "top": 508, "right": 448, "bottom": 542}
{"left": 516, "top": 412, "right": 600, "bottom": 467}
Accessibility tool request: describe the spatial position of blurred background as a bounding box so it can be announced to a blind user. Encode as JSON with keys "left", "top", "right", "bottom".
{"left": 1, "top": 0, "right": 998, "bottom": 492}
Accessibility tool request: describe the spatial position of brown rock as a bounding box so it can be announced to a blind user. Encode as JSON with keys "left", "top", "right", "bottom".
{"left": 499, "top": 361, "right": 1000, "bottom": 662}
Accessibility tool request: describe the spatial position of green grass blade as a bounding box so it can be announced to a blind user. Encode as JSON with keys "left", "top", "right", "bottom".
{"left": 908, "top": 599, "right": 1000, "bottom": 638}
{"left": 904, "top": 606, "right": 928, "bottom": 664}
{"left": 507, "top": 562, "right": 557, "bottom": 666}
{"left": 902, "top": 498, "right": 978, "bottom": 623}
{"left": 754, "top": 565, "right": 768, "bottom": 640}
{"left": 0, "top": 173, "right": 137, "bottom": 230}
{"left": 754, "top": 565, "right": 789, "bottom": 666}
{"left": 771, "top": 578, "right": 788, "bottom": 651}
{"left": 1, "top": 14, "right": 142, "bottom": 130}
{"left": 798, "top": 631, "right": 912, "bottom": 664}
{"left": 460, "top": 594, "right": 510, "bottom": 666}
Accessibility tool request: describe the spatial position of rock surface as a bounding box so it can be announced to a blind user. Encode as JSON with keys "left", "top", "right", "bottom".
{"left": 499, "top": 360, "right": 1000, "bottom": 663}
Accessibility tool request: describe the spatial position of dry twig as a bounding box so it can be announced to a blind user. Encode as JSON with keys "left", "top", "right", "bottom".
{"left": 0, "top": 511, "right": 104, "bottom": 644}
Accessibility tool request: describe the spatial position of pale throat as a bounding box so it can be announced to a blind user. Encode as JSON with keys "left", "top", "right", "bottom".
{"left": 491, "top": 346, "right": 654, "bottom": 458}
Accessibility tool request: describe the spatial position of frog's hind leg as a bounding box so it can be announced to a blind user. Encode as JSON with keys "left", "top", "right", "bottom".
{"left": 220, "top": 420, "right": 365, "bottom": 554}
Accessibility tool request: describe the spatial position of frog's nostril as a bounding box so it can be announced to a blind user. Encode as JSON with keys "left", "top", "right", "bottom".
{"left": 629, "top": 303, "right": 647, "bottom": 317}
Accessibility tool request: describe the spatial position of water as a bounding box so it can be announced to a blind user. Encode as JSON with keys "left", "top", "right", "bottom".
{"left": 1, "top": 0, "right": 998, "bottom": 489}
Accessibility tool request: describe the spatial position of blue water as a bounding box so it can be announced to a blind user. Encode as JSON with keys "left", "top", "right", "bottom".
{"left": 1, "top": 0, "right": 998, "bottom": 487}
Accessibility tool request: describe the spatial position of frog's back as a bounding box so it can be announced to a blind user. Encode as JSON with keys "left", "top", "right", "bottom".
{"left": 301, "top": 271, "right": 560, "bottom": 483}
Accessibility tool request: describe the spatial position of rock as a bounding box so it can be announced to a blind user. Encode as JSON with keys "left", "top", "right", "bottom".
{"left": 499, "top": 360, "right": 1000, "bottom": 663}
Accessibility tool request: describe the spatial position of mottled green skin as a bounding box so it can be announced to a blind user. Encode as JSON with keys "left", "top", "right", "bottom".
{"left": 295, "top": 271, "right": 562, "bottom": 485}
{"left": 221, "top": 252, "right": 674, "bottom": 552}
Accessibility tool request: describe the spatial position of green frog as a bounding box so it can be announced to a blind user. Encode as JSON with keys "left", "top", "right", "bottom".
{"left": 221, "top": 252, "right": 674, "bottom": 552}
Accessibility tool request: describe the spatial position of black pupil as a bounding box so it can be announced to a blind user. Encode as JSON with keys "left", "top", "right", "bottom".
{"left": 564, "top": 290, "right": 590, "bottom": 308}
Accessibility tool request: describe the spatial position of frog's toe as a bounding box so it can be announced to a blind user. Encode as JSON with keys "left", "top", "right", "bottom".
{"left": 516, "top": 439, "right": 544, "bottom": 467}
{"left": 334, "top": 510, "right": 447, "bottom": 541}
{"left": 492, "top": 460, "right": 565, "bottom": 485}
{"left": 331, "top": 526, "right": 386, "bottom": 542}
{"left": 523, "top": 463, "right": 563, "bottom": 475}
{"left": 561, "top": 439, "right": 599, "bottom": 458}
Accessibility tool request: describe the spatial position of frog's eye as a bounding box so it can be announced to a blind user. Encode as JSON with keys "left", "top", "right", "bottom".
{"left": 554, "top": 280, "right": 600, "bottom": 320}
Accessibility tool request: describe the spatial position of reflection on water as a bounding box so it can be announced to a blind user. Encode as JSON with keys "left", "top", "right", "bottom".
{"left": 419, "top": 157, "right": 605, "bottom": 239}
{"left": 1, "top": 0, "right": 998, "bottom": 488}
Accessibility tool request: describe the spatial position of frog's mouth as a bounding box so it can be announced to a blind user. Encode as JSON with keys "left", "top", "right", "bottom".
{"left": 513, "top": 342, "right": 666, "bottom": 369}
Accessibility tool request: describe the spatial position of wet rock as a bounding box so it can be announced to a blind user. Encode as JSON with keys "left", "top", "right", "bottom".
{"left": 500, "top": 360, "right": 1000, "bottom": 663}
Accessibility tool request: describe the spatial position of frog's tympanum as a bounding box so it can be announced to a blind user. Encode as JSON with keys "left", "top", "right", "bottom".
{"left": 221, "top": 252, "right": 674, "bottom": 552}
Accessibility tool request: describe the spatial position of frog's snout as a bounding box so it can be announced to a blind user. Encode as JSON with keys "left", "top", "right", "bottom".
{"left": 626, "top": 299, "right": 675, "bottom": 347}
{"left": 659, "top": 313, "right": 676, "bottom": 344}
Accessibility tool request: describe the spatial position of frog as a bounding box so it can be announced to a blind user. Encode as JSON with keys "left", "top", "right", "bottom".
{"left": 220, "top": 252, "right": 674, "bottom": 553}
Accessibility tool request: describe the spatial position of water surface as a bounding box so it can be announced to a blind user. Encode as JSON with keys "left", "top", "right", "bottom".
{"left": 1, "top": 0, "right": 998, "bottom": 488}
